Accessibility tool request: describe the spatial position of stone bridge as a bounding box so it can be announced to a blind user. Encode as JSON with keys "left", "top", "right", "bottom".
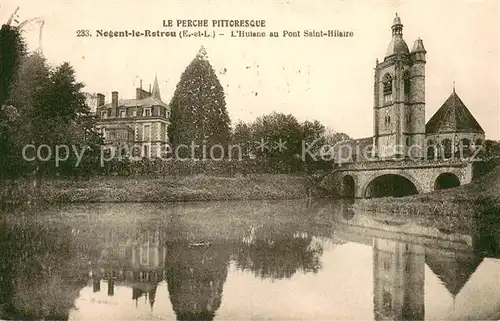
{"left": 324, "top": 159, "right": 476, "bottom": 198}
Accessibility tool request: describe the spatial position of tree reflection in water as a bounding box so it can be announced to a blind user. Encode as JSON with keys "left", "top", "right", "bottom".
{"left": 165, "top": 241, "right": 230, "bottom": 321}
{"left": 7, "top": 200, "right": 500, "bottom": 320}
{"left": 234, "top": 229, "right": 323, "bottom": 279}
{"left": 0, "top": 222, "right": 88, "bottom": 320}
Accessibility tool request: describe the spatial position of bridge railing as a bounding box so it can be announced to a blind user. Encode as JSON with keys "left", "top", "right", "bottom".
{"left": 335, "top": 158, "right": 474, "bottom": 170}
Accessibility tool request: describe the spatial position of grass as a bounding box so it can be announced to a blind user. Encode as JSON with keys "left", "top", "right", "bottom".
{"left": 1, "top": 174, "right": 317, "bottom": 206}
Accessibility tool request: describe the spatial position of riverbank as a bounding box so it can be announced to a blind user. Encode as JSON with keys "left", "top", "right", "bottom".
{"left": 0, "top": 174, "right": 323, "bottom": 206}
{"left": 356, "top": 164, "right": 500, "bottom": 217}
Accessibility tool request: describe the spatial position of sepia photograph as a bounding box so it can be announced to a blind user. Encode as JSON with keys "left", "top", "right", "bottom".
{"left": 0, "top": 0, "right": 499, "bottom": 320}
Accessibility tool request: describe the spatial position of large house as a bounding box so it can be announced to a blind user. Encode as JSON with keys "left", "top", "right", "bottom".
{"left": 334, "top": 14, "right": 485, "bottom": 163}
{"left": 96, "top": 76, "right": 170, "bottom": 158}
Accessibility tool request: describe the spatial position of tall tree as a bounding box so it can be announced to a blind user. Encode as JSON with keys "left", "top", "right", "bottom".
{"left": 0, "top": 23, "right": 26, "bottom": 178}
{"left": 168, "top": 47, "right": 231, "bottom": 157}
{"left": 0, "top": 24, "right": 26, "bottom": 106}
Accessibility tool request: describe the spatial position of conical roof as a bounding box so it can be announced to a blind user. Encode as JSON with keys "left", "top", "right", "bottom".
{"left": 426, "top": 90, "right": 485, "bottom": 134}
{"left": 386, "top": 14, "right": 410, "bottom": 57}
{"left": 151, "top": 74, "right": 161, "bottom": 100}
{"left": 411, "top": 38, "right": 426, "bottom": 53}
{"left": 425, "top": 251, "right": 483, "bottom": 297}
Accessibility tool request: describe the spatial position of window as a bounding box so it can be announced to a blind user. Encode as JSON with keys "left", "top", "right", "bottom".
{"left": 460, "top": 138, "right": 472, "bottom": 157}
{"left": 406, "top": 113, "right": 411, "bottom": 125}
{"left": 441, "top": 139, "right": 452, "bottom": 158}
{"left": 132, "top": 109, "right": 137, "bottom": 117}
{"left": 143, "top": 124, "right": 151, "bottom": 141}
{"left": 404, "top": 71, "right": 411, "bottom": 99}
{"left": 120, "top": 110, "right": 126, "bottom": 118}
{"left": 100, "top": 111, "right": 106, "bottom": 119}
{"left": 383, "top": 258, "right": 391, "bottom": 272}
{"left": 384, "top": 114, "right": 391, "bottom": 128}
{"left": 144, "top": 108, "right": 151, "bottom": 117}
{"left": 140, "top": 245, "right": 148, "bottom": 265}
{"left": 143, "top": 144, "right": 150, "bottom": 158}
{"left": 406, "top": 136, "right": 410, "bottom": 146}
{"left": 382, "top": 73, "right": 393, "bottom": 104}
{"left": 101, "top": 127, "right": 106, "bottom": 138}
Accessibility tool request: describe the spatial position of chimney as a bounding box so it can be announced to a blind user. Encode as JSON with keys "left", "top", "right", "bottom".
{"left": 111, "top": 91, "right": 118, "bottom": 117}
{"left": 108, "top": 279, "right": 114, "bottom": 296}
{"left": 136, "top": 88, "right": 142, "bottom": 100}
{"left": 97, "top": 93, "right": 105, "bottom": 107}
{"left": 149, "top": 84, "right": 151, "bottom": 93}
{"left": 93, "top": 278, "right": 101, "bottom": 293}
{"left": 140, "top": 79, "right": 143, "bottom": 89}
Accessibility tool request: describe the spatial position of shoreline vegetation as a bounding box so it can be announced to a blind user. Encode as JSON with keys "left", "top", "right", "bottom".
{"left": 1, "top": 162, "right": 499, "bottom": 212}
{"left": 0, "top": 173, "right": 327, "bottom": 207}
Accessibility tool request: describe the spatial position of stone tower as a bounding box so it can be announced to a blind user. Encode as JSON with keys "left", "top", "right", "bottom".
{"left": 373, "top": 14, "right": 426, "bottom": 159}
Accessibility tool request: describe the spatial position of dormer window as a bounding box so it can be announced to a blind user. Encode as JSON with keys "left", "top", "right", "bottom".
{"left": 100, "top": 111, "right": 106, "bottom": 119}
{"left": 143, "top": 108, "right": 151, "bottom": 117}
{"left": 120, "top": 110, "right": 126, "bottom": 118}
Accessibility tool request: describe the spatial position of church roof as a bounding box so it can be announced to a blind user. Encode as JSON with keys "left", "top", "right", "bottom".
{"left": 386, "top": 14, "right": 410, "bottom": 57}
{"left": 425, "top": 251, "right": 483, "bottom": 297}
{"left": 386, "top": 37, "right": 409, "bottom": 57}
{"left": 411, "top": 38, "right": 426, "bottom": 53}
{"left": 426, "top": 90, "right": 485, "bottom": 135}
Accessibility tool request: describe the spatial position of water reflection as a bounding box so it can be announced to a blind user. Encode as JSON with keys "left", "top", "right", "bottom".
{"left": 372, "top": 239, "right": 425, "bottom": 321}
{"left": 0, "top": 200, "right": 499, "bottom": 320}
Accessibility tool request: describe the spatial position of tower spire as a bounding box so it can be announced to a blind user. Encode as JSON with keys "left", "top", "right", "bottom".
{"left": 151, "top": 74, "right": 161, "bottom": 100}
{"left": 453, "top": 81, "right": 456, "bottom": 93}
{"left": 392, "top": 13, "right": 403, "bottom": 36}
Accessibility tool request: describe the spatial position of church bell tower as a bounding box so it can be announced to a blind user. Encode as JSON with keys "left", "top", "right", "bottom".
{"left": 373, "top": 14, "right": 427, "bottom": 159}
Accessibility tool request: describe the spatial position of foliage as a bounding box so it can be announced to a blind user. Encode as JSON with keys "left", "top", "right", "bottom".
{"left": 230, "top": 112, "right": 350, "bottom": 172}
{"left": 0, "top": 24, "right": 26, "bottom": 106}
{"left": 168, "top": 47, "right": 231, "bottom": 156}
{"left": 0, "top": 23, "right": 102, "bottom": 179}
{"left": 483, "top": 140, "right": 500, "bottom": 159}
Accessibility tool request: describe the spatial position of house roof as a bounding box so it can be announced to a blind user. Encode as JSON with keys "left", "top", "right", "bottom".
{"left": 101, "top": 96, "right": 168, "bottom": 109}
{"left": 426, "top": 90, "right": 485, "bottom": 134}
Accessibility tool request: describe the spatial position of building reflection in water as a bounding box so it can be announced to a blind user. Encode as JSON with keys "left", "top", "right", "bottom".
{"left": 371, "top": 236, "right": 485, "bottom": 321}
{"left": 87, "top": 223, "right": 232, "bottom": 320}
{"left": 90, "top": 227, "right": 167, "bottom": 310}
{"left": 372, "top": 239, "right": 425, "bottom": 321}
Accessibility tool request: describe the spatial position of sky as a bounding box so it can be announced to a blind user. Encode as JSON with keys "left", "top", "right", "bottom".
{"left": 1, "top": 0, "right": 499, "bottom": 139}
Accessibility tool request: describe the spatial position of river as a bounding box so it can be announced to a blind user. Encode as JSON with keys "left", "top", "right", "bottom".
{"left": 0, "top": 200, "right": 499, "bottom": 320}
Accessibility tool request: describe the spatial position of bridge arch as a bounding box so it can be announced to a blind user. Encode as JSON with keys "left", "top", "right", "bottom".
{"left": 434, "top": 172, "right": 460, "bottom": 190}
{"left": 341, "top": 175, "right": 355, "bottom": 198}
{"left": 362, "top": 172, "right": 422, "bottom": 198}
